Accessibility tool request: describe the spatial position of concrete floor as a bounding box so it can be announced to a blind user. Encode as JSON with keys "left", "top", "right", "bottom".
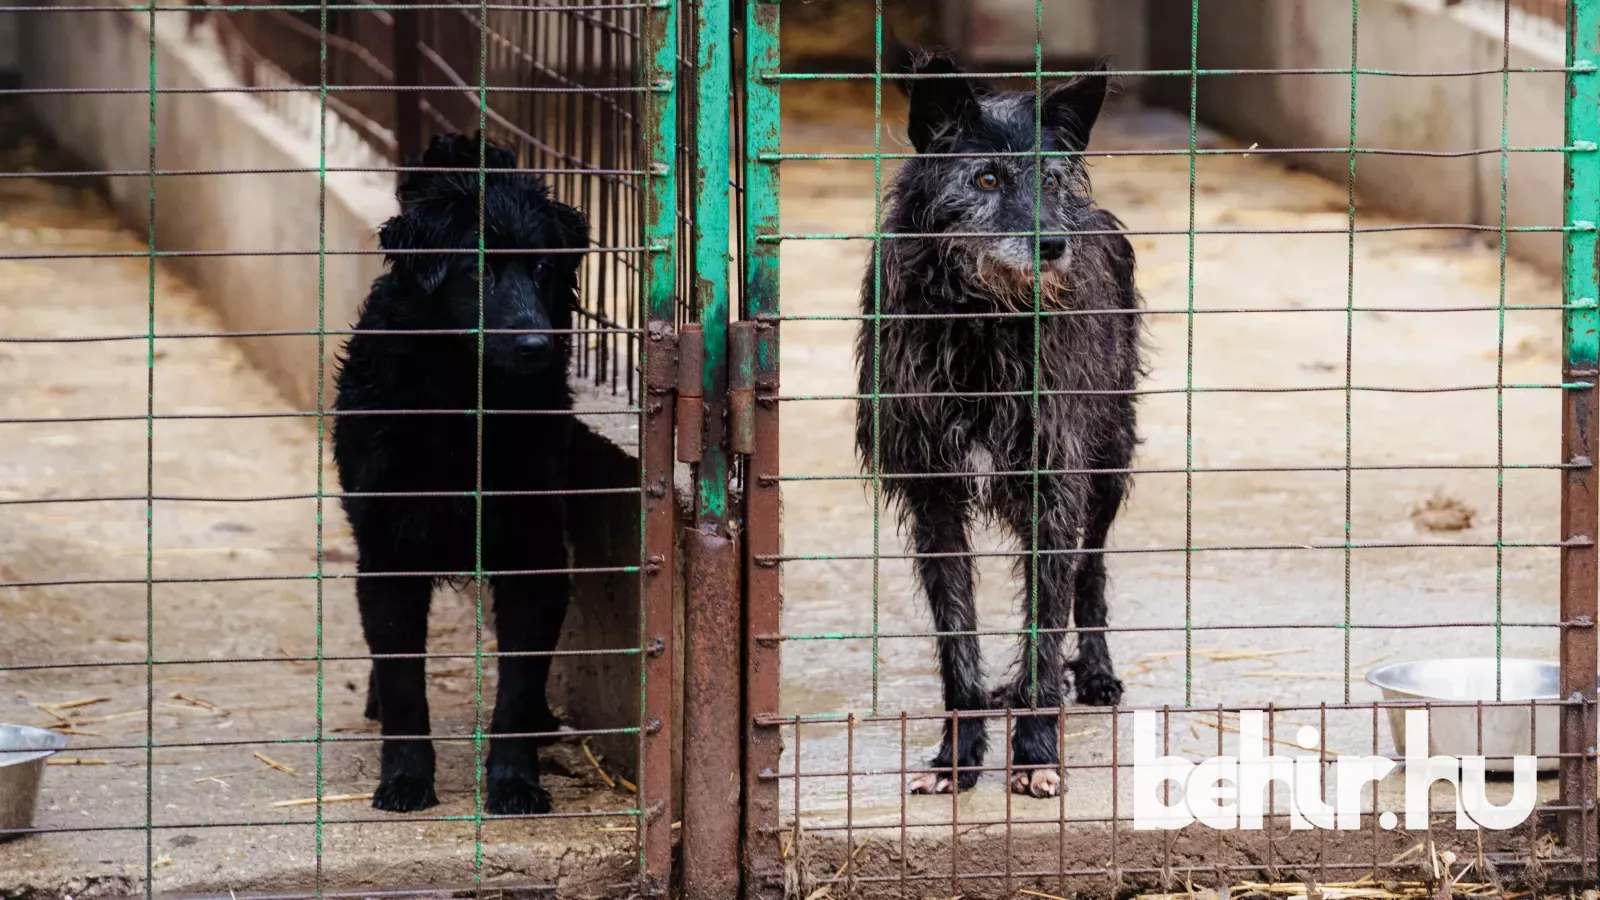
{"left": 0, "top": 81, "right": 1585, "bottom": 897}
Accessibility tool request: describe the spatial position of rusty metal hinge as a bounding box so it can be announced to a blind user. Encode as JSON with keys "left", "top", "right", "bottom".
{"left": 677, "top": 322, "right": 705, "bottom": 463}
{"left": 729, "top": 320, "right": 756, "bottom": 456}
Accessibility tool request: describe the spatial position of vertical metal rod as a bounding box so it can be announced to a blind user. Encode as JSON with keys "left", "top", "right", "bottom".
{"left": 639, "top": 0, "right": 679, "bottom": 889}
{"left": 742, "top": 0, "right": 783, "bottom": 894}
{"left": 1560, "top": 0, "right": 1600, "bottom": 866}
{"left": 392, "top": 0, "right": 422, "bottom": 162}
{"left": 683, "top": 2, "right": 740, "bottom": 896}
{"left": 683, "top": 529, "right": 741, "bottom": 900}
{"left": 693, "top": 0, "right": 732, "bottom": 527}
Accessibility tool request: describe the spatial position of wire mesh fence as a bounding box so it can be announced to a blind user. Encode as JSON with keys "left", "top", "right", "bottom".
{"left": 738, "top": 0, "right": 1599, "bottom": 897}
{"left": 0, "top": 0, "right": 675, "bottom": 895}
{"left": 3, "top": 0, "right": 1600, "bottom": 897}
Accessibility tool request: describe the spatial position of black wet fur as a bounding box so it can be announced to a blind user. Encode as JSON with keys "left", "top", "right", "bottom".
{"left": 856, "top": 48, "right": 1144, "bottom": 793}
{"left": 332, "top": 132, "right": 588, "bottom": 815}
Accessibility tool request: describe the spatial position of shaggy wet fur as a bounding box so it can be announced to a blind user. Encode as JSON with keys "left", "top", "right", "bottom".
{"left": 332, "top": 133, "right": 588, "bottom": 814}
{"left": 855, "top": 49, "right": 1144, "bottom": 796}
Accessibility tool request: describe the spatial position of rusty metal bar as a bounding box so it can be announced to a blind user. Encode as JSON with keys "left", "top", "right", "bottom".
{"left": 741, "top": 0, "right": 781, "bottom": 891}
{"left": 637, "top": 0, "right": 679, "bottom": 889}
{"left": 681, "top": 528, "right": 742, "bottom": 900}
{"left": 640, "top": 320, "right": 678, "bottom": 895}
{"left": 1561, "top": 0, "right": 1600, "bottom": 869}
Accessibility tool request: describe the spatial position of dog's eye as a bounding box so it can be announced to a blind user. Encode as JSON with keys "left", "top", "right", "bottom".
{"left": 975, "top": 172, "right": 1000, "bottom": 191}
{"left": 1043, "top": 173, "right": 1060, "bottom": 190}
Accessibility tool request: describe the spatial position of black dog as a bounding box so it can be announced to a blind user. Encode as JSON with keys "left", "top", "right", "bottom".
{"left": 333, "top": 133, "right": 588, "bottom": 814}
{"left": 855, "top": 49, "right": 1143, "bottom": 797}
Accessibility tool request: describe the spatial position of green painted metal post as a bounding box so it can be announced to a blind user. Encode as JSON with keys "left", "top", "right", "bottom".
{"left": 1560, "top": 0, "right": 1600, "bottom": 869}
{"left": 683, "top": 1, "right": 742, "bottom": 897}
{"left": 695, "top": 0, "right": 732, "bottom": 528}
{"left": 742, "top": 0, "right": 783, "bottom": 896}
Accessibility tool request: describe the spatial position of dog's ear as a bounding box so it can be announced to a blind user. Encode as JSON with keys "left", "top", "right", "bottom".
{"left": 903, "top": 46, "right": 980, "bottom": 153}
{"left": 1042, "top": 58, "right": 1111, "bottom": 151}
{"left": 378, "top": 210, "right": 451, "bottom": 295}
{"left": 884, "top": 37, "right": 916, "bottom": 97}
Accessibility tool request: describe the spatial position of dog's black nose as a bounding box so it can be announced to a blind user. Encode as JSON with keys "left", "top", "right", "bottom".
{"left": 1038, "top": 237, "right": 1068, "bottom": 262}
{"left": 516, "top": 333, "right": 551, "bottom": 359}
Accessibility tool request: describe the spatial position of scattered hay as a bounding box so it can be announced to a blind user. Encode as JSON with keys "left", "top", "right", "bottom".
{"left": 582, "top": 739, "right": 637, "bottom": 793}
{"left": 253, "top": 752, "right": 298, "bottom": 776}
{"left": 268, "top": 792, "right": 372, "bottom": 808}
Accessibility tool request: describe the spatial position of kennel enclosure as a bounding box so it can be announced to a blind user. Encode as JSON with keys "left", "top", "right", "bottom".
{"left": 0, "top": 0, "right": 1598, "bottom": 897}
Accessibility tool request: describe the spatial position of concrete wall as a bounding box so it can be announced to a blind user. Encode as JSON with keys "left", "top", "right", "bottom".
{"left": 19, "top": 6, "right": 672, "bottom": 778}
{"left": 1146, "top": 0, "right": 1568, "bottom": 274}
{"left": 947, "top": 0, "right": 1150, "bottom": 73}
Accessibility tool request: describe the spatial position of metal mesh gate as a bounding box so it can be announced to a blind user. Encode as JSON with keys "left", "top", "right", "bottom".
{"left": 733, "top": 1, "right": 1600, "bottom": 897}
{"left": 0, "top": 0, "right": 676, "bottom": 894}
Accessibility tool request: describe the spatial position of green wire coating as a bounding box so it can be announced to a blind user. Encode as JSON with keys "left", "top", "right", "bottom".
{"left": 1027, "top": 0, "right": 1043, "bottom": 715}
{"left": 143, "top": 2, "right": 157, "bottom": 895}
{"left": 473, "top": 6, "right": 489, "bottom": 884}
{"left": 869, "top": 0, "right": 883, "bottom": 717}
{"left": 1182, "top": 0, "right": 1198, "bottom": 708}
{"left": 1496, "top": 0, "right": 1512, "bottom": 704}
{"left": 1341, "top": 0, "right": 1359, "bottom": 706}
{"left": 314, "top": 0, "right": 331, "bottom": 888}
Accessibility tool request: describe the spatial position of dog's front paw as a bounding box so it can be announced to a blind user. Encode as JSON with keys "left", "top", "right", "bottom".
{"left": 373, "top": 773, "right": 438, "bottom": 812}
{"left": 1071, "top": 666, "right": 1124, "bottom": 707}
{"left": 1009, "top": 768, "right": 1063, "bottom": 798}
{"left": 909, "top": 736, "right": 985, "bottom": 795}
{"left": 487, "top": 761, "right": 552, "bottom": 815}
{"left": 373, "top": 739, "right": 436, "bottom": 811}
{"left": 908, "top": 764, "right": 981, "bottom": 795}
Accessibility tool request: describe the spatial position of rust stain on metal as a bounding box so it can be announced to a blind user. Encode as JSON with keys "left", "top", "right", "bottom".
{"left": 641, "top": 320, "right": 678, "bottom": 893}
{"left": 682, "top": 528, "right": 742, "bottom": 900}
{"left": 1559, "top": 369, "right": 1599, "bottom": 861}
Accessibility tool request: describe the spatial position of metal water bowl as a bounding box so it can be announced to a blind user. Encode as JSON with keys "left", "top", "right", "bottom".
{"left": 1364, "top": 658, "right": 1597, "bottom": 773}
{"left": 0, "top": 723, "right": 68, "bottom": 840}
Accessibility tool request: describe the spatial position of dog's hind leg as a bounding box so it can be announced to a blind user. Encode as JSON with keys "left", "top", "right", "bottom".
{"left": 1068, "top": 469, "right": 1127, "bottom": 708}
{"left": 485, "top": 534, "right": 569, "bottom": 815}
{"left": 358, "top": 574, "right": 438, "bottom": 811}
{"left": 902, "top": 483, "right": 987, "bottom": 794}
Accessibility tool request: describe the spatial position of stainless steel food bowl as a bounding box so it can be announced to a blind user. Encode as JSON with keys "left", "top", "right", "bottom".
{"left": 0, "top": 723, "right": 67, "bottom": 840}
{"left": 1365, "top": 658, "right": 1593, "bottom": 773}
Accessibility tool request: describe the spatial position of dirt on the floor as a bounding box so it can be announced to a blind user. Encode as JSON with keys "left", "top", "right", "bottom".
{"left": 0, "top": 100, "right": 643, "bottom": 898}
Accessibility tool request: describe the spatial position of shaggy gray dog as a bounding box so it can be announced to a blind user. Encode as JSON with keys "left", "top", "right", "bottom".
{"left": 855, "top": 48, "right": 1144, "bottom": 798}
